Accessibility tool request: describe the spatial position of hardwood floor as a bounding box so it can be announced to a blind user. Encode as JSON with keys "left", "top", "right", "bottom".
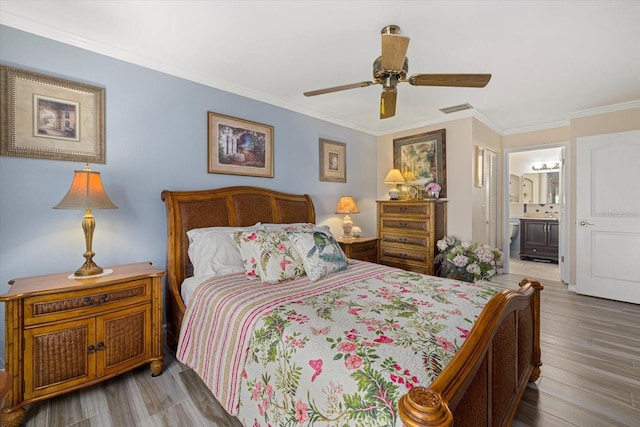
{"left": 14, "top": 274, "right": 640, "bottom": 426}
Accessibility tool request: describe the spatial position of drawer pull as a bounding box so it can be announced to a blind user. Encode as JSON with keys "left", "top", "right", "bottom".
{"left": 97, "top": 341, "right": 105, "bottom": 351}
{"left": 84, "top": 294, "right": 108, "bottom": 307}
{"left": 88, "top": 344, "right": 95, "bottom": 353}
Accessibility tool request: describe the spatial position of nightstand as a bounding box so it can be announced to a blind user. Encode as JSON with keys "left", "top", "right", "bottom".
{"left": 336, "top": 236, "right": 379, "bottom": 263}
{"left": 0, "top": 262, "right": 165, "bottom": 427}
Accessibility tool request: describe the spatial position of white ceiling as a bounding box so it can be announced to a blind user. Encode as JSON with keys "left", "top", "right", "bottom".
{"left": 2, "top": 1, "right": 639, "bottom": 136}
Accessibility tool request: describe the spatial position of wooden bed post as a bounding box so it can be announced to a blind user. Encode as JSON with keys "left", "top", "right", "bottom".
{"left": 520, "top": 278, "right": 543, "bottom": 382}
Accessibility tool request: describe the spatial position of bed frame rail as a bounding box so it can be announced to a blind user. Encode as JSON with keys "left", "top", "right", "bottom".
{"left": 399, "top": 278, "right": 543, "bottom": 427}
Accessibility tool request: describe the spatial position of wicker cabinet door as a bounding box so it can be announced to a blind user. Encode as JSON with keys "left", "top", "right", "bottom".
{"left": 97, "top": 305, "right": 151, "bottom": 377}
{"left": 23, "top": 319, "right": 97, "bottom": 400}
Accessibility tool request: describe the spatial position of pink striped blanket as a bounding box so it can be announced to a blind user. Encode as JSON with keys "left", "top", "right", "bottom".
{"left": 177, "top": 261, "right": 497, "bottom": 425}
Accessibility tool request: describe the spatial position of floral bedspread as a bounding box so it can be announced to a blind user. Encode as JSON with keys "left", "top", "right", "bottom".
{"left": 177, "top": 261, "right": 498, "bottom": 427}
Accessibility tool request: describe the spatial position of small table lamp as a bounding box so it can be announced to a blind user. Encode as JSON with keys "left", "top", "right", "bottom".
{"left": 384, "top": 168, "right": 405, "bottom": 200}
{"left": 53, "top": 164, "right": 118, "bottom": 277}
{"left": 335, "top": 196, "right": 360, "bottom": 239}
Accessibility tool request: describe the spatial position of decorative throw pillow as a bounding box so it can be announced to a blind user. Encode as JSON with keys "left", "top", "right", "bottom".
{"left": 286, "top": 230, "right": 348, "bottom": 281}
{"left": 230, "top": 230, "right": 306, "bottom": 284}
{"left": 187, "top": 225, "right": 261, "bottom": 277}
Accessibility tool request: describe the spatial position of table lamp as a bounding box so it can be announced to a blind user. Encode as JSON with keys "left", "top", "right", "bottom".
{"left": 335, "top": 196, "right": 360, "bottom": 239}
{"left": 384, "top": 168, "right": 405, "bottom": 200}
{"left": 53, "top": 164, "right": 118, "bottom": 277}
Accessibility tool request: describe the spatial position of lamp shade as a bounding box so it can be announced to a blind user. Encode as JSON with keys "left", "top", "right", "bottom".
{"left": 53, "top": 164, "right": 117, "bottom": 210}
{"left": 383, "top": 169, "right": 405, "bottom": 185}
{"left": 335, "top": 196, "right": 359, "bottom": 214}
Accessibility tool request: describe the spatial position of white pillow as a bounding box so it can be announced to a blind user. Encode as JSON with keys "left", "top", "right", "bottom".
{"left": 286, "top": 229, "right": 347, "bottom": 281}
{"left": 187, "top": 225, "right": 261, "bottom": 277}
{"left": 230, "top": 229, "right": 306, "bottom": 284}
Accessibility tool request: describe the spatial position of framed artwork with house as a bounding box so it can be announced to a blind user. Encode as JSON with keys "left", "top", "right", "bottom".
{"left": 0, "top": 65, "right": 106, "bottom": 163}
{"left": 207, "top": 111, "right": 274, "bottom": 178}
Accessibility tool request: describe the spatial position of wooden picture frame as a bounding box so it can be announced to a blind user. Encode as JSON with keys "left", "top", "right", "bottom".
{"left": 1, "top": 65, "right": 106, "bottom": 163}
{"left": 207, "top": 111, "right": 274, "bottom": 178}
{"left": 475, "top": 145, "right": 485, "bottom": 187}
{"left": 393, "top": 129, "right": 447, "bottom": 198}
{"left": 319, "top": 138, "right": 346, "bottom": 183}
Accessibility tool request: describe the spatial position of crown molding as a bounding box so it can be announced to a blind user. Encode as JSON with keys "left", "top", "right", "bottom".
{"left": 566, "top": 99, "right": 640, "bottom": 120}
{"left": 502, "top": 120, "right": 569, "bottom": 136}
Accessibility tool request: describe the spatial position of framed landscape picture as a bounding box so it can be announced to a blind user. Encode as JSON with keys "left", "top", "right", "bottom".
{"left": 207, "top": 111, "right": 274, "bottom": 178}
{"left": 393, "top": 128, "right": 447, "bottom": 198}
{"left": 1, "top": 65, "right": 106, "bottom": 163}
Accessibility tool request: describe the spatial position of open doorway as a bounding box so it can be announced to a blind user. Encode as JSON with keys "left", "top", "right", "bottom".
{"left": 503, "top": 144, "right": 569, "bottom": 283}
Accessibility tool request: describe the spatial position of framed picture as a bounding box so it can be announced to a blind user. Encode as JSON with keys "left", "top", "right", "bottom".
{"left": 1, "top": 65, "right": 106, "bottom": 163}
{"left": 207, "top": 111, "right": 274, "bottom": 178}
{"left": 475, "top": 145, "right": 485, "bottom": 187}
{"left": 319, "top": 138, "right": 346, "bottom": 183}
{"left": 393, "top": 128, "right": 447, "bottom": 198}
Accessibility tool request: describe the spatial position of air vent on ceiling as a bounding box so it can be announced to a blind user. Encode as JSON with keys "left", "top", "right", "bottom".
{"left": 439, "top": 103, "right": 473, "bottom": 114}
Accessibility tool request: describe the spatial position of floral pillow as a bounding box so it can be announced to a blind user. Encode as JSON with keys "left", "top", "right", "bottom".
{"left": 230, "top": 230, "right": 306, "bottom": 284}
{"left": 286, "top": 230, "right": 347, "bottom": 281}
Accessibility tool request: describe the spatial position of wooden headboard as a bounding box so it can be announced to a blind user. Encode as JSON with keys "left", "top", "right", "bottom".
{"left": 161, "top": 186, "right": 315, "bottom": 349}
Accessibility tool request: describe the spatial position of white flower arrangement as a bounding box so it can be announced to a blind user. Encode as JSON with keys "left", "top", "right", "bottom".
{"left": 435, "top": 236, "right": 504, "bottom": 282}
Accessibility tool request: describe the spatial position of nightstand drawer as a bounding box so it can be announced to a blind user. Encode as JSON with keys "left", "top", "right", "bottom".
{"left": 24, "top": 279, "right": 151, "bottom": 326}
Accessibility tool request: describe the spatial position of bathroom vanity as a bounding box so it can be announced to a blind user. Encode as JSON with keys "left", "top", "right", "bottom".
{"left": 519, "top": 218, "right": 559, "bottom": 263}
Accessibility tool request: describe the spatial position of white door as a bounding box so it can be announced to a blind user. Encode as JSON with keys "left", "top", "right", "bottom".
{"left": 576, "top": 130, "right": 640, "bottom": 304}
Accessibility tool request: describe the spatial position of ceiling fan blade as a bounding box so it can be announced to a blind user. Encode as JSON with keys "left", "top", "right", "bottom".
{"left": 380, "top": 89, "right": 397, "bottom": 119}
{"left": 381, "top": 34, "right": 410, "bottom": 71}
{"left": 303, "top": 81, "right": 375, "bottom": 97}
{"left": 408, "top": 74, "right": 492, "bottom": 88}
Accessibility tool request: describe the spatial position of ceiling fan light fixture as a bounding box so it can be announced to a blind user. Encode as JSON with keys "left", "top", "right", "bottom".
{"left": 439, "top": 103, "right": 474, "bottom": 114}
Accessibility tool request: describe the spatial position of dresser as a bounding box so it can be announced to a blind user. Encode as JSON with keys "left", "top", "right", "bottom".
{"left": 0, "top": 262, "right": 165, "bottom": 427}
{"left": 336, "top": 236, "right": 379, "bottom": 263}
{"left": 377, "top": 200, "right": 447, "bottom": 274}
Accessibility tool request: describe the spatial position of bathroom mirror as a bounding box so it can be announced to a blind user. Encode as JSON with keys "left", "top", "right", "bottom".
{"left": 509, "top": 174, "right": 520, "bottom": 203}
{"left": 522, "top": 172, "right": 560, "bottom": 204}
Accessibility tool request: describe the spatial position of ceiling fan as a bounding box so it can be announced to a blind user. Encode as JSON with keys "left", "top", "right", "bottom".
{"left": 303, "top": 25, "right": 491, "bottom": 119}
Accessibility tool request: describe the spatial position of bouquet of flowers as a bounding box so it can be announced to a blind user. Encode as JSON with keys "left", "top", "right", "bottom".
{"left": 425, "top": 182, "right": 442, "bottom": 192}
{"left": 435, "top": 236, "right": 504, "bottom": 282}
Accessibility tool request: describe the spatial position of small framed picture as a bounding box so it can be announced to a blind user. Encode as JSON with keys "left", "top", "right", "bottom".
{"left": 319, "top": 138, "right": 346, "bottom": 182}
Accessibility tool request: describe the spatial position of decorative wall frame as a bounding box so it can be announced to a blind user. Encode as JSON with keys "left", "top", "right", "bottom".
{"left": 393, "top": 128, "right": 447, "bottom": 198}
{"left": 207, "top": 111, "right": 274, "bottom": 178}
{"left": 1, "top": 65, "right": 106, "bottom": 163}
{"left": 475, "top": 145, "right": 485, "bottom": 187}
{"left": 319, "top": 138, "right": 346, "bottom": 183}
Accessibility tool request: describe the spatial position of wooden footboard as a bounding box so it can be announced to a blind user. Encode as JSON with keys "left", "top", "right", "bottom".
{"left": 398, "top": 278, "right": 543, "bottom": 427}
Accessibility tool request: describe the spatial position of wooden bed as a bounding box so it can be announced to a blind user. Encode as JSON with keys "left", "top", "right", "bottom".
{"left": 161, "top": 186, "right": 543, "bottom": 427}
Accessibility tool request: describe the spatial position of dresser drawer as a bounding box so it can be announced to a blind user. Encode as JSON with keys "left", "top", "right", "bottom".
{"left": 379, "top": 247, "right": 433, "bottom": 274}
{"left": 379, "top": 217, "right": 430, "bottom": 234}
{"left": 24, "top": 279, "right": 151, "bottom": 326}
{"left": 379, "top": 203, "right": 431, "bottom": 217}
{"left": 380, "top": 232, "right": 430, "bottom": 251}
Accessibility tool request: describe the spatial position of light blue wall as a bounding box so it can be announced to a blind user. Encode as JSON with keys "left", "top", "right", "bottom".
{"left": 0, "top": 26, "right": 378, "bottom": 362}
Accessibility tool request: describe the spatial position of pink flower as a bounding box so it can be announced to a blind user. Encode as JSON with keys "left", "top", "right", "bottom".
{"left": 374, "top": 335, "right": 394, "bottom": 344}
{"left": 294, "top": 400, "right": 309, "bottom": 424}
{"left": 265, "top": 384, "right": 273, "bottom": 397}
{"left": 457, "top": 326, "right": 470, "bottom": 338}
{"left": 345, "top": 354, "right": 363, "bottom": 370}
{"left": 277, "top": 243, "right": 287, "bottom": 252}
{"left": 436, "top": 336, "right": 455, "bottom": 351}
{"left": 338, "top": 342, "right": 356, "bottom": 352}
{"left": 348, "top": 307, "right": 362, "bottom": 315}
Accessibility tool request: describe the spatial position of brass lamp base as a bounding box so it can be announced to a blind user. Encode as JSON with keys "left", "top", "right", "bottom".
{"left": 74, "top": 255, "right": 104, "bottom": 277}
{"left": 73, "top": 208, "right": 104, "bottom": 277}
